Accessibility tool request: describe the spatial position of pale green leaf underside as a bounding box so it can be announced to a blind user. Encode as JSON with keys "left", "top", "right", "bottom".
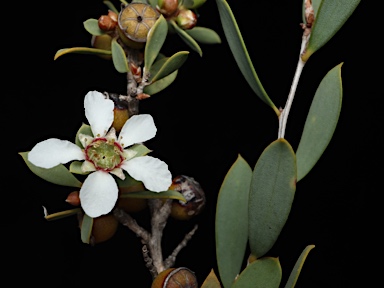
{"left": 216, "top": 154, "right": 252, "bottom": 288}
{"left": 302, "top": 0, "right": 361, "bottom": 61}
{"left": 170, "top": 20, "right": 203, "bottom": 56}
{"left": 144, "top": 70, "right": 178, "bottom": 95}
{"left": 54, "top": 47, "right": 112, "bottom": 60}
{"left": 249, "top": 139, "right": 296, "bottom": 258}
{"left": 284, "top": 245, "right": 315, "bottom": 288}
{"left": 150, "top": 51, "right": 189, "bottom": 82}
{"left": 19, "top": 152, "right": 82, "bottom": 188}
{"left": 185, "top": 26, "right": 221, "bottom": 44}
{"left": 112, "top": 38, "right": 129, "bottom": 73}
{"left": 296, "top": 63, "right": 343, "bottom": 182}
{"left": 231, "top": 257, "right": 282, "bottom": 288}
{"left": 81, "top": 214, "right": 93, "bottom": 244}
{"left": 215, "top": 0, "right": 279, "bottom": 116}
{"left": 120, "top": 189, "right": 186, "bottom": 202}
{"left": 83, "top": 18, "right": 106, "bottom": 36}
{"left": 145, "top": 15, "right": 168, "bottom": 72}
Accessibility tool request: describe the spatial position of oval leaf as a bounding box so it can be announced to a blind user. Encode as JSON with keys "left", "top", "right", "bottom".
{"left": 19, "top": 152, "right": 82, "bottom": 188}
{"left": 81, "top": 214, "right": 93, "bottom": 244}
{"left": 75, "top": 123, "right": 93, "bottom": 148}
{"left": 103, "top": 0, "right": 118, "bottom": 14}
{"left": 216, "top": 154, "right": 252, "bottom": 288}
{"left": 150, "top": 51, "right": 189, "bottom": 82}
{"left": 183, "top": 0, "right": 207, "bottom": 9}
{"left": 45, "top": 208, "right": 82, "bottom": 221}
{"left": 284, "top": 245, "right": 315, "bottom": 288}
{"left": 215, "top": 0, "right": 279, "bottom": 116}
{"left": 54, "top": 47, "right": 112, "bottom": 60}
{"left": 249, "top": 139, "right": 296, "bottom": 258}
{"left": 145, "top": 15, "right": 168, "bottom": 72}
{"left": 83, "top": 18, "right": 106, "bottom": 36}
{"left": 296, "top": 63, "right": 343, "bottom": 182}
{"left": 144, "top": 70, "right": 178, "bottom": 95}
{"left": 302, "top": 0, "right": 361, "bottom": 61}
{"left": 185, "top": 26, "right": 222, "bottom": 44}
{"left": 112, "top": 38, "right": 129, "bottom": 73}
{"left": 120, "top": 189, "right": 186, "bottom": 202}
{"left": 170, "top": 20, "right": 203, "bottom": 56}
{"left": 232, "top": 257, "right": 282, "bottom": 288}
{"left": 201, "top": 269, "right": 222, "bottom": 288}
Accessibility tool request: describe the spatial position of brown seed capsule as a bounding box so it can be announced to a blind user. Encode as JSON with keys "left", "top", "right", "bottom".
{"left": 118, "top": 2, "right": 160, "bottom": 49}
{"left": 108, "top": 93, "right": 129, "bottom": 132}
{"left": 91, "top": 214, "right": 119, "bottom": 244}
{"left": 151, "top": 267, "right": 198, "bottom": 288}
{"left": 116, "top": 181, "right": 148, "bottom": 213}
{"left": 169, "top": 175, "right": 206, "bottom": 220}
{"left": 91, "top": 34, "right": 112, "bottom": 60}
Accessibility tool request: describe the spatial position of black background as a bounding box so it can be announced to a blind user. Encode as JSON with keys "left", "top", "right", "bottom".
{"left": 7, "top": 0, "right": 380, "bottom": 287}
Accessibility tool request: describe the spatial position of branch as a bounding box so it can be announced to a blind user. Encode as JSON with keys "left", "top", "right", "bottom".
{"left": 113, "top": 208, "right": 150, "bottom": 242}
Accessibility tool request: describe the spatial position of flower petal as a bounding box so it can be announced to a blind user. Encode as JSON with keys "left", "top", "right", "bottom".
{"left": 84, "top": 91, "right": 114, "bottom": 138}
{"left": 28, "top": 138, "right": 85, "bottom": 169}
{"left": 118, "top": 114, "right": 157, "bottom": 148}
{"left": 121, "top": 156, "right": 172, "bottom": 192}
{"left": 79, "top": 171, "right": 118, "bottom": 218}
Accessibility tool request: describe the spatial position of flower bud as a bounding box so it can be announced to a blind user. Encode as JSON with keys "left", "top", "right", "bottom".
{"left": 169, "top": 175, "right": 205, "bottom": 220}
{"left": 175, "top": 9, "right": 197, "bottom": 30}
{"left": 157, "top": 0, "right": 179, "bottom": 17}
{"left": 66, "top": 191, "right": 80, "bottom": 206}
{"left": 98, "top": 15, "right": 117, "bottom": 31}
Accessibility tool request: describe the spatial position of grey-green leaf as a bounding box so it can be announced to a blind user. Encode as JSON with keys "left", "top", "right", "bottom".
{"left": 170, "top": 20, "right": 202, "bottom": 56}
{"left": 215, "top": 0, "right": 279, "bottom": 116}
{"left": 81, "top": 214, "right": 93, "bottom": 244}
{"left": 231, "top": 257, "right": 282, "bottom": 288}
{"left": 19, "top": 152, "right": 82, "bottom": 188}
{"left": 103, "top": 0, "right": 119, "bottom": 14}
{"left": 144, "top": 70, "right": 178, "bottom": 95}
{"left": 185, "top": 26, "right": 221, "bottom": 44}
{"left": 302, "top": 0, "right": 361, "bottom": 61}
{"left": 284, "top": 245, "right": 315, "bottom": 288}
{"left": 145, "top": 15, "right": 168, "bottom": 72}
{"left": 183, "top": 0, "right": 207, "bottom": 9}
{"left": 120, "top": 189, "right": 186, "bottom": 202}
{"left": 112, "top": 38, "right": 129, "bottom": 73}
{"left": 54, "top": 47, "right": 112, "bottom": 60}
{"left": 296, "top": 63, "right": 343, "bottom": 182}
{"left": 83, "top": 18, "right": 106, "bottom": 36}
{"left": 249, "top": 139, "right": 296, "bottom": 258}
{"left": 150, "top": 51, "right": 189, "bottom": 82}
{"left": 216, "top": 154, "right": 252, "bottom": 288}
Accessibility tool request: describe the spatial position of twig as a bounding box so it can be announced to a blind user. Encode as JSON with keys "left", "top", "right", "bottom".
{"left": 113, "top": 208, "right": 150, "bottom": 242}
{"left": 163, "top": 224, "right": 199, "bottom": 269}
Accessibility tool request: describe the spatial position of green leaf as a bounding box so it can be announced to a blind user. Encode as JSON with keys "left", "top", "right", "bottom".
{"left": 45, "top": 208, "right": 82, "bottom": 221}
{"left": 120, "top": 189, "right": 187, "bottom": 202}
{"left": 215, "top": 0, "right": 279, "bottom": 116}
{"left": 148, "top": 0, "right": 158, "bottom": 8}
{"left": 115, "top": 173, "right": 144, "bottom": 190}
{"left": 284, "top": 245, "right": 315, "bottom": 288}
{"left": 144, "top": 70, "right": 178, "bottom": 95}
{"left": 103, "top": 0, "right": 119, "bottom": 14}
{"left": 170, "top": 20, "right": 203, "bottom": 57}
{"left": 185, "top": 26, "right": 221, "bottom": 44}
{"left": 183, "top": 0, "right": 207, "bottom": 9}
{"left": 81, "top": 214, "right": 93, "bottom": 244}
{"left": 302, "top": 0, "right": 361, "bottom": 61}
{"left": 112, "top": 38, "right": 129, "bottom": 73}
{"left": 145, "top": 15, "right": 168, "bottom": 73}
{"left": 216, "top": 154, "right": 252, "bottom": 288}
{"left": 150, "top": 51, "right": 189, "bottom": 82}
{"left": 69, "top": 161, "right": 88, "bottom": 175}
{"left": 75, "top": 123, "right": 93, "bottom": 148}
{"left": 296, "top": 63, "right": 343, "bottom": 182}
{"left": 54, "top": 47, "right": 112, "bottom": 60}
{"left": 129, "top": 144, "right": 152, "bottom": 157}
{"left": 231, "top": 257, "right": 282, "bottom": 288}
{"left": 249, "top": 139, "right": 296, "bottom": 258}
{"left": 83, "top": 18, "right": 106, "bottom": 36}
{"left": 19, "top": 152, "right": 82, "bottom": 188}
{"left": 201, "top": 269, "right": 222, "bottom": 288}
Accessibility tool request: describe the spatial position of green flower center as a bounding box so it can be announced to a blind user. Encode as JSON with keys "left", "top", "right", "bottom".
{"left": 85, "top": 138, "right": 124, "bottom": 171}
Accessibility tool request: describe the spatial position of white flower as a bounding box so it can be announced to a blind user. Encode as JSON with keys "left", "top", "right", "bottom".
{"left": 28, "top": 91, "right": 172, "bottom": 218}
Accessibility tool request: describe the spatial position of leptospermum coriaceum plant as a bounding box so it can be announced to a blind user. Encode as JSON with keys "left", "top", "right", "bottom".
{"left": 19, "top": 0, "right": 361, "bottom": 287}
